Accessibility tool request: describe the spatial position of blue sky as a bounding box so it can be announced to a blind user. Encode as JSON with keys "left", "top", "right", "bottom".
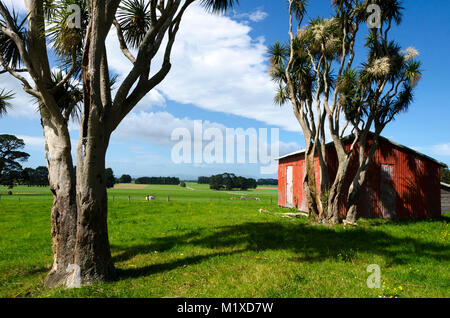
{"left": 1, "top": 0, "right": 449, "bottom": 179}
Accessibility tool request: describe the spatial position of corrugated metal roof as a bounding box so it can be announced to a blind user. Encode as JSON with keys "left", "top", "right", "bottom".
{"left": 276, "top": 133, "right": 447, "bottom": 168}
{"left": 275, "top": 149, "right": 306, "bottom": 160}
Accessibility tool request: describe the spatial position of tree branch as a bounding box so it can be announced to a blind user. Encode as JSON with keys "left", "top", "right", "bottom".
{"left": 112, "top": 18, "right": 136, "bottom": 64}
{"left": 50, "top": 53, "right": 78, "bottom": 93}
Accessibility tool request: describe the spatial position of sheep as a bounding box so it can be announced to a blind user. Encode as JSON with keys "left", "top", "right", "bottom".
{"left": 146, "top": 195, "right": 155, "bottom": 201}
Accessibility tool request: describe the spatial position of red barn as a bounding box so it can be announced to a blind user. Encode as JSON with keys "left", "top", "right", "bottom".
{"left": 277, "top": 134, "right": 447, "bottom": 219}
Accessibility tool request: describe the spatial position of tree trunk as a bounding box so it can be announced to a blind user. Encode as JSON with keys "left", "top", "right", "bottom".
{"left": 327, "top": 158, "right": 350, "bottom": 224}
{"left": 41, "top": 115, "right": 78, "bottom": 288}
{"left": 345, "top": 175, "right": 364, "bottom": 224}
{"left": 345, "top": 132, "right": 380, "bottom": 224}
{"left": 317, "top": 137, "right": 329, "bottom": 220}
{"left": 72, "top": 127, "right": 115, "bottom": 286}
{"left": 304, "top": 141, "right": 322, "bottom": 218}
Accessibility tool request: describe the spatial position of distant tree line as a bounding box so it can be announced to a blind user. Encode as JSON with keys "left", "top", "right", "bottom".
{"left": 257, "top": 178, "right": 278, "bottom": 186}
{"left": 442, "top": 168, "right": 450, "bottom": 184}
{"left": 119, "top": 174, "right": 132, "bottom": 183}
{"left": 197, "top": 176, "right": 210, "bottom": 184}
{"left": 20, "top": 167, "right": 50, "bottom": 187}
{"left": 135, "top": 177, "right": 180, "bottom": 185}
{"left": 209, "top": 173, "right": 257, "bottom": 191}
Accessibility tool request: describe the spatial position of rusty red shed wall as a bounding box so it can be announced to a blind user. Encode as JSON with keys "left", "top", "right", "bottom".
{"left": 278, "top": 136, "right": 442, "bottom": 219}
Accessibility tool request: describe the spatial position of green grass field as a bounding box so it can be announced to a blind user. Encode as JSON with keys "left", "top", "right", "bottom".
{"left": 0, "top": 184, "right": 449, "bottom": 298}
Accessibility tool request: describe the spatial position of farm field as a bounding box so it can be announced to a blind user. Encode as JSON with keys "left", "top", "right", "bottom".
{"left": 0, "top": 184, "right": 449, "bottom": 298}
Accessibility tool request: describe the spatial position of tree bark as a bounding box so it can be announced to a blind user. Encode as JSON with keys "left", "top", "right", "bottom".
{"left": 306, "top": 143, "right": 323, "bottom": 218}
{"left": 40, "top": 112, "right": 78, "bottom": 288}
{"left": 327, "top": 157, "right": 350, "bottom": 224}
{"left": 72, "top": 123, "right": 115, "bottom": 286}
{"left": 345, "top": 131, "right": 380, "bottom": 224}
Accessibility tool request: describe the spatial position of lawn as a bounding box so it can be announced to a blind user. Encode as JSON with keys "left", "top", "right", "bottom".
{"left": 0, "top": 184, "right": 448, "bottom": 298}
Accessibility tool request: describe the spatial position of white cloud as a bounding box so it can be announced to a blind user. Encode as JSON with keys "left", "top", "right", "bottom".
{"left": 16, "top": 135, "right": 45, "bottom": 151}
{"left": 16, "top": 134, "right": 79, "bottom": 153}
{"left": 277, "top": 141, "right": 302, "bottom": 157}
{"left": 105, "top": 29, "right": 166, "bottom": 111}
{"left": 248, "top": 9, "right": 269, "bottom": 22}
{"left": 416, "top": 143, "right": 450, "bottom": 157}
{"left": 113, "top": 110, "right": 301, "bottom": 163}
{"left": 431, "top": 143, "right": 450, "bottom": 156}
{"left": 0, "top": 73, "right": 39, "bottom": 119}
{"left": 113, "top": 111, "right": 226, "bottom": 147}
{"left": 233, "top": 8, "right": 269, "bottom": 23}
{"left": 105, "top": 4, "right": 299, "bottom": 132}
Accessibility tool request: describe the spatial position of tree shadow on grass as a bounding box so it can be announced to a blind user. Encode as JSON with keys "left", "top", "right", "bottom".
{"left": 116, "top": 251, "right": 242, "bottom": 280}
{"left": 363, "top": 215, "right": 449, "bottom": 227}
{"left": 111, "top": 231, "right": 201, "bottom": 262}
{"left": 112, "top": 220, "right": 450, "bottom": 280}
{"left": 191, "top": 222, "right": 449, "bottom": 265}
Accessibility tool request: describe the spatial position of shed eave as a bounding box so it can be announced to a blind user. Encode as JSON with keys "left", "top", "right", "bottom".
{"left": 276, "top": 149, "right": 305, "bottom": 161}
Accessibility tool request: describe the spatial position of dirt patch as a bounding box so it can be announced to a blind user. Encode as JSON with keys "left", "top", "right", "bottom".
{"left": 113, "top": 184, "right": 148, "bottom": 190}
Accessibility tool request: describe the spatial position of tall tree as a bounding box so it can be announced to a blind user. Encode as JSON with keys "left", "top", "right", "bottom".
{"left": 0, "top": 134, "right": 30, "bottom": 187}
{"left": 35, "top": 166, "right": 50, "bottom": 186}
{"left": 119, "top": 174, "right": 132, "bottom": 183}
{"left": 0, "top": 0, "right": 237, "bottom": 287}
{"left": 271, "top": 0, "right": 421, "bottom": 224}
{"left": 105, "top": 168, "right": 116, "bottom": 188}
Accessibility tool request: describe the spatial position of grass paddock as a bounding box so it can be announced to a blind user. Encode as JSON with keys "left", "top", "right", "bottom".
{"left": 0, "top": 184, "right": 448, "bottom": 298}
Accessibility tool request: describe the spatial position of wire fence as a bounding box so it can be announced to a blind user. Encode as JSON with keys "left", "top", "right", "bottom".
{"left": 0, "top": 193, "right": 277, "bottom": 205}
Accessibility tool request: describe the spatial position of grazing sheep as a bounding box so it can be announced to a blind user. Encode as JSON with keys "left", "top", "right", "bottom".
{"left": 251, "top": 197, "right": 261, "bottom": 201}
{"left": 146, "top": 195, "right": 155, "bottom": 201}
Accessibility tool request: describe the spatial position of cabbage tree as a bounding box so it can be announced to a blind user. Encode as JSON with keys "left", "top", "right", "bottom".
{"left": 0, "top": 0, "right": 237, "bottom": 288}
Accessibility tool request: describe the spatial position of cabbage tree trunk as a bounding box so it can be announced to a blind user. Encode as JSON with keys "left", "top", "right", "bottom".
{"left": 41, "top": 112, "right": 78, "bottom": 288}
{"left": 327, "top": 158, "right": 350, "bottom": 224}
{"left": 71, "top": 109, "right": 115, "bottom": 286}
{"left": 304, "top": 141, "right": 323, "bottom": 218}
{"left": 345, "top": 130, "right": 381, "bottom": 224}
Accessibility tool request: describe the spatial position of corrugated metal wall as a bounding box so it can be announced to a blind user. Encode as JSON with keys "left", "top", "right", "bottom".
{"left": 278, "top": 137, "right": 442, "bottom": 219}
{"left": 441, "top": 187, "right": 450, "bottom": 213}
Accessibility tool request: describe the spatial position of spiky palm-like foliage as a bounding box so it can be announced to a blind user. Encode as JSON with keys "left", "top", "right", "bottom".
{"left": 0, "top": 89, "right": 14, "bottom": 117}
{"left": 46, "top": 0, "right": 87, "bottom": 66}
{"left": 50, "top": 70, "right": 83, "bottom": 121}
{"left": 0, "top": 8, "right": 26, "bottom": 70}
{"left": 346, "top": 30, "right": 422, "bottom": 128}
{"left": 117, "top": 0, "right": 151, "bottom": 49}
{"left": 201, "top": 0, "right": 239, "bottom": 13}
